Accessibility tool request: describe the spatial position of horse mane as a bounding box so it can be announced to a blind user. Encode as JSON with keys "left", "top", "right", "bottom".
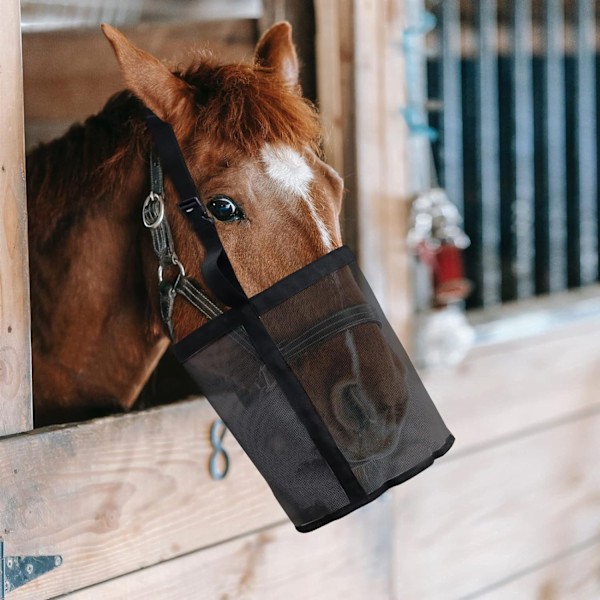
{"left": 181, "top": 59, "right": 322, "bottom": 154}
{"left": 26, "top": 91, "right": 146, "bottom": 247}
{"left": 27, "top": 55, "right": 322, "bottom": 248}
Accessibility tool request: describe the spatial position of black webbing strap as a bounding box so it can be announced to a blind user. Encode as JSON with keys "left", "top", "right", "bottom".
{"left": 144, "top": 110, "right": 247, "bottom": 308}
{"left": 239, "top": 304, "right": 367, "bottom": 504}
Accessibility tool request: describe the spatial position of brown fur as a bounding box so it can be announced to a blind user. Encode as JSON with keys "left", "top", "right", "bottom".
{"left": 28, "top": 23, "right": 344, "bottom": 425}
{"left": 28, "top": 24, "right": 407, "bottom": 458}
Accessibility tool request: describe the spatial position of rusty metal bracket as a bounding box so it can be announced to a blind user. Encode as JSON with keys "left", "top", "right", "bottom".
{"left": 0, "top": 540, "right": 62, "bottom": 598}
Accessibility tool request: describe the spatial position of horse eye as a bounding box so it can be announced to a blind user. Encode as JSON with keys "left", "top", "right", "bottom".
{"left": 207, "top": 196, "right": 245, "bottom": 222}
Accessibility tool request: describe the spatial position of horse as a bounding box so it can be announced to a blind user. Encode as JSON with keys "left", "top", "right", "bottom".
{"left": 26, "top": 22, "right": 407, "bottom": 462}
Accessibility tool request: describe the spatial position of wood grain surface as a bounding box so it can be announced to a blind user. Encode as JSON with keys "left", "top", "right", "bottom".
{"left": 392, "top": 401, "right": 600, "bottom": 599}
{"left": 0, "top": 0, "right": 34, "bottom": 436}
{"left": 22, "top": 20, "right": 257, "bottom": 147}
{"left": 1, "top": 399, "right": 285, "bottom": 599}
{"left": 65, "top": 494, "right": 394, "bottom": 600}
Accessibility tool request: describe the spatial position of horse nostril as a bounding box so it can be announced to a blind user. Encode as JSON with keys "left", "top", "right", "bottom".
{"left": 333, "top": 382, "right": 376, "bottom": 433}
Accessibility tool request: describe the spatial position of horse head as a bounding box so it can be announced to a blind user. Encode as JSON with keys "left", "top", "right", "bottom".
{"left": 100, "top": 23, "right": 408, "bottom": 463}
{"left": 29, "top": 24, "right": 408, "bottom": 457}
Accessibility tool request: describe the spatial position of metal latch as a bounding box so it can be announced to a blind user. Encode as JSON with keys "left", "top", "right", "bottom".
{"left": 1, "top": 540, "right": 62, "bottom": 598}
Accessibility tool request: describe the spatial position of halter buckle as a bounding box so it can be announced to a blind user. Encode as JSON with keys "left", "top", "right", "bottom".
{"left": 142, "top": 192, "right": 165, "bottom": 229}
{"left": 158, "top": 257, "right": 186, "bottom": 288}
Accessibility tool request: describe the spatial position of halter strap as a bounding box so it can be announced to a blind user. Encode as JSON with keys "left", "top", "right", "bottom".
{"left": 144, "top": 150, "right": 223, "bottom": 339}
{"left": 144, "top": 110, "right": 247, "bottom": 309}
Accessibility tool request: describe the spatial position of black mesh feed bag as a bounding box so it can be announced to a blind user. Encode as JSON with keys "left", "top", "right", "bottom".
{"left": 145, "top": 112, "right": 455, "bottom": 533}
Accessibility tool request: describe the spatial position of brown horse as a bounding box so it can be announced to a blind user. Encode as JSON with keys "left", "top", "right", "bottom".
{"left": 27, "top": 23, "right": 407, "bottom": 457}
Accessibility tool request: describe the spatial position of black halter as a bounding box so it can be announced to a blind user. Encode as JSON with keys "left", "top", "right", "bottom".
{"left": 144, "top": 111, "right": 247, "bottom": 309}
{"left": 142, "top": 149, "right": 223, "bottom": 339}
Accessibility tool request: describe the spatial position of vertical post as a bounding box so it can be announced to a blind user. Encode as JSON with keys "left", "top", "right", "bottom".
{"left": 314, "top": 0, "right": 359, "bottom": 251}
{"left": 512, "top": 0, "right": 536, "bottom": 299}
{"left": 544, "top": 0, "right": 567, "bottom": 292}
{"left": 575, "top": 0, "right": 598, "bottom": 285}
{"left": 477, "top": 0, "right": 501, "bottom": 307}
{"left": 0, "top": 1, "right": 33, "bottom": 435}
{"left": 353, "top": 0, "right": 411, "bottom": 340}
{"left": 316, "top": 0, "right": 412, "bottom": 341}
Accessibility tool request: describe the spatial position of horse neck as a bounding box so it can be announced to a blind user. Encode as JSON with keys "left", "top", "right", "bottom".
{"left": 27, "top": 114, "right": 168, "bottom": 426}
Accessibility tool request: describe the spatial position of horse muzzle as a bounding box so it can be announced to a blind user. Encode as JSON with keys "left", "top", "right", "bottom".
{"left": 144, "top": 110, "right": 454, "bottom": 533}
{"left": 172, "top": 247, "right": 454, "bottom": 532}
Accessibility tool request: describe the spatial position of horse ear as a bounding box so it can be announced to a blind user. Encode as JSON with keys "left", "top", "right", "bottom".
{"left": 101, "top": 24, "right": 192, "bottom": 121}
{"left": 255, "top": 22, "right": 299, "bottom": 88}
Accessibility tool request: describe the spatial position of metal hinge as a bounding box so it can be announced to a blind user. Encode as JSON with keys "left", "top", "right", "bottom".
{"left": 0, "top": 540, "right": 62, "bottom": 598}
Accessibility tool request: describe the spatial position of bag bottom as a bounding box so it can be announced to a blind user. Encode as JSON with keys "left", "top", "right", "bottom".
{"left": 295, "top": 433, "right": 456, "bottom": 533}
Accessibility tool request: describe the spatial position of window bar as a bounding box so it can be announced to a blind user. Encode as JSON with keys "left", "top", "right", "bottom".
{"left": 512, "top": 0, "right": 536, "bottom": 299}
{"left": 440, "top": 0, "right": 464, "bottom": 217}
{"left": 544, "top": 0, "right": 568, "bottom": 292}
{"left": 477, "top": 0, "right": 501, "bottom": 306}
{"left": 575, "top": 0, "right": 598, "bottom": 285}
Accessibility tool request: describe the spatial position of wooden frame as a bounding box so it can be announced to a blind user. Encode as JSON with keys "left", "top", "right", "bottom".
{"left": 0, "top": 0, "right": 33, "bottom": 437}
{"left": 1, "top": 2, "right": 419, "bottom": 595}
{"left": 2, "top": 1, "right": 600, "bottom": 598}
{"left": 1, "top": 8, "right": 291, "bottom": 598}
{"left": 315, "top": 0, "right": 412, "bottom": 341}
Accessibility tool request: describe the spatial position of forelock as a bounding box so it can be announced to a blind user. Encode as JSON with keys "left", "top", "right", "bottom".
{"left": 180, "top": 60, "right": 322, "bottom": 154}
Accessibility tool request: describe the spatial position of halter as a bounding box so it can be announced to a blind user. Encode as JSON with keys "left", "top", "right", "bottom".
{"left": 142, "top": 150, "right": 222, "bottom": 339}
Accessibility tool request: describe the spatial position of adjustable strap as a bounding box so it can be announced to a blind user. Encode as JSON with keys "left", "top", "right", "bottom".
{"left": 175, "top": 277, "right": 222, "bottom": 320}
{"left": 144, "top": 110, "right": 247, "bottom": 309}
{"left": 144, "top": 151, "right": 225, "bottom": 339}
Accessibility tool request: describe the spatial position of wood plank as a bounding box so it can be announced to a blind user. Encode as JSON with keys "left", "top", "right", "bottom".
{"left": 0, "top": 0, "right": 34, "bottom": 435}
{"left": 422, "top": 315, "right": 600, "bottom": 452}
{"left": 65, "top": 495, "right": 393, "bottom": 600}
{"left": 22, "top": 20, "right": 257, "bottom": 146}
{"left": 1, "top": 398, "right": 286, "bottom": 599}
{"left": 353, "top": 0, "right": 411, "bottom": 340}
{"left": 392, "top": 410, "right": 600, "bottom": 599}
{"left": 478, "top": 538, "right": 600, "bottom": 600}
{"left": 314, "top": 0, "right": 358, "bottom": 251}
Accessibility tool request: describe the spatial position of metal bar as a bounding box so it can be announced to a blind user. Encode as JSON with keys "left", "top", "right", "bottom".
{"left": 512, "top": 0, "right": 536, "bottom": 298}
{"left": 544, "top": 0, "right": 568, "bottom": 292}
{"left": 477, "top": 0, "right": 501, "bottom": 306}
{"left": 440, "top": 0, "right": 464, "bottom": 216}
{"left": 462, "top": 55, "right": 482, "bottom": 307}
{"left": 575, "top": 0, "right": 598, "bottom": 285}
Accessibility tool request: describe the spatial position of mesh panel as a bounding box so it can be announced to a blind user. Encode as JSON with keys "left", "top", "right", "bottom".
{"left": 177, "top": 248, "right": 453, "bottom": 531}
{"left": 182, "top": 326, "right": 350, "bottom": 526}
{"left": 260, "top": 263, "right": 451, "bottom": 495}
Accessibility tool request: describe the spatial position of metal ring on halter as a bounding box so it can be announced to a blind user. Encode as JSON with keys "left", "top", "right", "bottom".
{"left": 142, "top": 192, "right": 165, "bottom": 229}
{"left": 158, "top": 258, "right": 186, "bottom": 286}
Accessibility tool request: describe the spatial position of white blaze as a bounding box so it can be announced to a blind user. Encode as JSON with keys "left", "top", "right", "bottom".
{"left": 260, "top": 144, "right": 333, "bottom": 250}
